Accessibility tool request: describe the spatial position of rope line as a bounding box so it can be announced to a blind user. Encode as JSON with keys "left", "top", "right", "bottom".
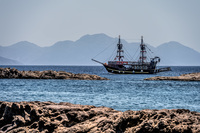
{"left": 92, "top": 40, "right": 117, "bottom": 59}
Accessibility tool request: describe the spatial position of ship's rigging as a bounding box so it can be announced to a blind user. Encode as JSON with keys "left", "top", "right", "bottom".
{"left": 92, "top": 36, "right": 170, "bottom": 74}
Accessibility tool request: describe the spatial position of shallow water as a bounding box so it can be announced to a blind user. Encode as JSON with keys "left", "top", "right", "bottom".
{"left": 0, "top": 65, "right": 200, "bottom": 112}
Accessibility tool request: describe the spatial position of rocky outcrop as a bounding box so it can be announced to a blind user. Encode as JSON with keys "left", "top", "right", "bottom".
{"left": 145, "top": 72, "right": 200, "bottom": 81}
{"left": 0, "top": 101, "right": 199, "bottom": 133}
{"left": 0, "top": 68, "right": 108, "bottom": 80}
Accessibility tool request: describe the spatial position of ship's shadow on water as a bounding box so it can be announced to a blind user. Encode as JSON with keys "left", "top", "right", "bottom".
{"left": 0, "top": 65, "right": 200, "bottom": 112}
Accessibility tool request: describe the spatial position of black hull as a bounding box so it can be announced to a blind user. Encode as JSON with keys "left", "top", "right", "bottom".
{"left": 103, "top": 65, "right": 155, "bottom": 74}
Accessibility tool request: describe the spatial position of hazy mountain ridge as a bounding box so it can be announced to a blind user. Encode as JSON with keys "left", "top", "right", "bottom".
{"left": 156, "top": 41, "right": 200, "bottom": 66}
{"left": 0, "top": 41, "right": 43, "bottom": 64}
{"left": 0, "top": 34, "right": 200, "bottom": 66}
{"left": 0, "top": 56, "right": 22, "bottom": 65}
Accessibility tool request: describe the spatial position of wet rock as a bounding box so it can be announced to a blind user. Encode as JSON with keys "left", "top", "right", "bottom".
{"left": 144, "top": 72, "right": 200, "bottom": 81}
{"left": 0, "top": 67, "right": 108, "bottom": 80}
{"left": 0, "top": 101, "right": 199, "bottom": 133}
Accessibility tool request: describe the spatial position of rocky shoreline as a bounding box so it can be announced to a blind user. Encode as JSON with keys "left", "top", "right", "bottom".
{"left": 145, "top": 72, "right": 200, "bottom": 81}
{"left": 0, "top": 101, "right": 199, "bottom": 133}
{"left": 0, "top": 68, "right": 108, "bottom": 80}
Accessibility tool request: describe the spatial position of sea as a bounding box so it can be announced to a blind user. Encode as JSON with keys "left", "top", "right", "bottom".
{"left": 0, "top": 65, "right": 200, "bottom": 112}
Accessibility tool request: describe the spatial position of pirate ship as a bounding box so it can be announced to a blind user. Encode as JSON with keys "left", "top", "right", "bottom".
{"left": 92, "top": 36, "right": 170, "bottom": 74}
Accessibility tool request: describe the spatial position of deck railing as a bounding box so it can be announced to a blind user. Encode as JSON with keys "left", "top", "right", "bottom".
{"left": 108, "top": 61, "right": 151, "bottom": 66}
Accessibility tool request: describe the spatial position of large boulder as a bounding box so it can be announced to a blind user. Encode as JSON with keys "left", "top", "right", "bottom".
{"left": 0, "top": 101, "right": 199, "bottom": 133}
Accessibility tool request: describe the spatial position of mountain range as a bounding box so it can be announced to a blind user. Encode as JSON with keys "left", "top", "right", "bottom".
{"left": 0, "top": 56, "right": 22, "bottom": 65}
{"left": 0, "top": 33, "right": 200, "bottom": 66}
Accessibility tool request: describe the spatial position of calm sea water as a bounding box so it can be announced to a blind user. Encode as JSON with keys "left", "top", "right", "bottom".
{"left": 0, "top": 65, "right": 200, "bottom": 112}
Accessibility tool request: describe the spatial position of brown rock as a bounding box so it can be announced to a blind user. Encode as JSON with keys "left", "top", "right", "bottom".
{"left": 0, "top": 67, "right": 108, "bottom": 80}
{"left": 144, "top": 72, "right": 200, "bottom": 81}
{"left": 0, "top": 101, "right": 199, "bottom": 133}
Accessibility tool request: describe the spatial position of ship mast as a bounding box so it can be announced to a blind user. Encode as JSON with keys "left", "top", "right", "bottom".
{"left": 116, "top": 35, "right": 124, "bottom": 61}
{"left": 139, "top": 36, "right": 146, "bottom": 65}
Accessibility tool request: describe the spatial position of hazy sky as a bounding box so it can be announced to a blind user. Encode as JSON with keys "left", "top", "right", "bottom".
{"left": 0, "top": 0, "right": 200, "bottom": 52}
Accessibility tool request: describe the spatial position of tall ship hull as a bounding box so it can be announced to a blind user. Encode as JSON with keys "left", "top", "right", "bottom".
{"left": 92, "top": 36, "right": 171, "bottom": 74}
{"left": 103, "top": 63, "right": 156, "bottom": 74}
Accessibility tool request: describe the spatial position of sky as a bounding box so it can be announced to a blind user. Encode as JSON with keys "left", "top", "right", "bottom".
{"left": 0, "top": 0, "right": 200, "bottom": 52}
